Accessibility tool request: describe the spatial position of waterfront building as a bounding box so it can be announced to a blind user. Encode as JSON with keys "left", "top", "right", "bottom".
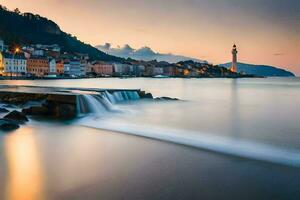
{"left": 27, "top": 56, "right": 49, "bottom": 77}
{"left": 131, "top": 65, "right": 145, "bottom": 76}
{"left": 69, "top": 59, "right": 83, "bottom": 77}
{"left": 0, "top": 52, "right": 27, "bottom": 76}
{"left": 56, "top": 60, "right": 64, "bottom": 75}
{"left": 80, "top": 60, "right": 87, "bottom": 76}
{"left": 85, "top": 62, "right": 93, "bottom": 74}
{"left": 144, "top": 65, "right": 155, "bottom": 77}
{"left": 153, "top": 67, "right": 164, "bottom": 76}
{"left": 91, "top": 61, "right": 113, "bottom": 76}
{"left": 230, "top": 44, "right": 238, "bottom": 73}
{"left": 163, "top": 65, "right": 176, "bottom": 77}
{"left": 49, "top": 58, "right": 56, "bottom": 74}
{"left": 113, "top": 63, "right": 130, "bottom": 76}
{"left": 63, "top": 61, "right": 71, "bottom": 75}
{"left": 137, "top": 65, "right": 146, "bottom": 76}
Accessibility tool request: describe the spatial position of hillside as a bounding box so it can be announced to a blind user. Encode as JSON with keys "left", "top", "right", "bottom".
{"left": 0, "top": 6, "right": 123, "bottom": 62}
{"left": 221, "top": 62, "right": 295, "bottom": 77}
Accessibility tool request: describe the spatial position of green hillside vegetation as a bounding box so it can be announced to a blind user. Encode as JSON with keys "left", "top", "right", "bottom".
{"left": 0, "top": 5, "right": 123, "bottom": 62}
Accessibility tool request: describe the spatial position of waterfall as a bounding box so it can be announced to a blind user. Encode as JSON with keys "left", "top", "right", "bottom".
{"left": 77, "top": 90, "right": 141, "bottom": 115}
{"left": 104, "top": 91, "right": 117, "bottom": 104}
{"left": 80, "top": 94, "right": 107, "bottom": 114}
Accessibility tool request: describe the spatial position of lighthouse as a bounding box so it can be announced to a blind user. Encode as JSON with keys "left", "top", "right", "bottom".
{"left": 230, "top": 44, "right": 238, "bottom": 73}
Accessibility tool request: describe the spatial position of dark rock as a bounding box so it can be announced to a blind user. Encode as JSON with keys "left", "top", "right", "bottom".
{"left": 137, "top": 91, "right": 153, "bottom": 99}
{"left": 0, "top": 119, "right": 20, "bottom": 132}
{"left": 156, "top": 97, "right": 179, "bottom": 101}
{"left": 22, "top": 103, "right": 76, "bottom": 120}
{"left": 46, "top": 94, "right": 77, "bottom": 105}
{"left": 4, "top": 110, "right": 29, "bottom": 123}
{"left": 139, "top": 92, "right": 153, "bottom": 99}
{"left": 0, "top": 92, "right": 47, "bottom": 104}
{"left": 53, "top": 104, "right": 76, "bottom": 119}
{"left": 0, "top": 108, "right": 9, "bottom": 113}
{"left": 144, "top": 93, "right": 153, "bottom": 99}
{"left": 22, "top": 106, "right": 49, "bottom": 116}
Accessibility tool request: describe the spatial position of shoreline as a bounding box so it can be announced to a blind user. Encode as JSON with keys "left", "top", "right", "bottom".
{"left": 0, "top": 76, "right": 263, "bottom": 81}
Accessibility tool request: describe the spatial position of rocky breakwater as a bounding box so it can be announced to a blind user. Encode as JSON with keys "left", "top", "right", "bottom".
{"left": 0, "top": 91, "right": 77, "bottom": 132}
{"left": 22, "top": 94, "right": 77, "bottom": 119}
{"left": 0, "top": 88, "right": 177, "bottom": 132}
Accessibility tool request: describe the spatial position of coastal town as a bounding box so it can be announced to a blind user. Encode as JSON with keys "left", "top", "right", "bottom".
{"left": 0, "top": 38, "right": 243, "bottom": 79}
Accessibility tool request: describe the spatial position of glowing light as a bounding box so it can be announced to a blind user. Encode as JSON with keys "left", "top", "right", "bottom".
{"left": 4, "top": 127, "right": 44, "bottom": 200}
{"left": 15, "top": 48, "right": 20, "bottom": 54}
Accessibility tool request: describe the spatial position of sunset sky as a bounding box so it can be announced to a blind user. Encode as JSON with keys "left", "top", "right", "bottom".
{"left": 1, "top": 0, "right": 299, "bottom": 74}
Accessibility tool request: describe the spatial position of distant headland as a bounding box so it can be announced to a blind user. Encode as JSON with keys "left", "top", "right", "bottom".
{"left": 221, "top": 62, "right": 295, "bottom": 77}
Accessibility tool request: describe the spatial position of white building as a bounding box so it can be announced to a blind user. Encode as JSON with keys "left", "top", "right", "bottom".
{"left": 0, "top": 52, "right": 27, "bottom": 76}
{"left": 69, "top": 59, "right": 82, "bottom": 77}
{"left": 113, "top": 63, "right": 131, "bottom": 75}
{"left": 63, "top": 62, "right": 71, "bottom": 75}
{"left": 49, "top": 58, "right": 56, "bottom": 74}
{"left": 113, "top": 63, "right": 124, "bottom": 75}
{"left": 153, "top": 67, "right": 164, "bottom": 75}
{"left": 230, "top": 44, "right": 238, "bottom": 73}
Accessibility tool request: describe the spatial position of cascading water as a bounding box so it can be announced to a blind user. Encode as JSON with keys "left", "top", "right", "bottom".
{"left": 77, "top": 90, "right": 141, "bottom": 115}
{"left": 81, "top": 94, "right": 107, "bottom": 114}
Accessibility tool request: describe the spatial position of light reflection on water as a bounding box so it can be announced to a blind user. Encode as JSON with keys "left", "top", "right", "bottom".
{"left": 0, "top": 78, "right": 300, "bottom": 199}
{"left": 3, "top": 127, "right": 44, "bottom": 200}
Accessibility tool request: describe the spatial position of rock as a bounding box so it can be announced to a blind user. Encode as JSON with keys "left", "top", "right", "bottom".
{"left": 22, "top": 103, "right": 76, "bottom": 120}
{"left": 1, "top": 92, "right": 77, "bottom": 120}
{"left": 0, "top": 119, "right": 20, "bottom": 132}
{"left": 144, "top": 93, "right": 153, "bottom": 99}
{"left": 0, "top": 92, "right": 47, "bottom": 104}
{"left": 22, "top": 106, "right": 49, "bottom": 116}
{"left": 138, "top": 91, "right": 154, "bottom": 99}
{"left": 4, "top": 110, "right": 29, "bottom": 123}
{"left": 53, "top": 104, "right": 76, "bottom": 119}
{"left": 0, "top": 108, "right": 9, "bottom": 113}
{"left": 156, "top": 97, "right": 179, "bottom": 101}
{"left": 46, "top": 94, "right": 77, "bottom": 105}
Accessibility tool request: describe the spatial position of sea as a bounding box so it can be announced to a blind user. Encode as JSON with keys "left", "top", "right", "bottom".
{"left": 0, "top": 77, "right": 300, "bottom": 200}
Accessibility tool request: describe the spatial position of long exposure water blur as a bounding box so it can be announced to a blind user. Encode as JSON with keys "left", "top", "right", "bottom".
{"left": 0, "top": 77, "right": 300, "bottom": 200}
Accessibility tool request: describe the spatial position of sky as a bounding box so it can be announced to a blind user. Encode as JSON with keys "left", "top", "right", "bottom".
{"left": 1, "top": 0, "right": 299, "bottom": 74}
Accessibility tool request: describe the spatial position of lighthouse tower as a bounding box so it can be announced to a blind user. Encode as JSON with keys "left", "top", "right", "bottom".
{"left": 230, "top": 44, "right": 238, "bottom": 73}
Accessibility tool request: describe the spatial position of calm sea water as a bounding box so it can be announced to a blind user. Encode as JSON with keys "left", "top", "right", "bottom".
{"left": 0, "top": 77, "right": 300, "bottom": 200}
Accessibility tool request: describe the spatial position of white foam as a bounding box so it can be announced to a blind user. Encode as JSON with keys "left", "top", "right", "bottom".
{"left": 78, "top": 118, "right": 300, "bottom": 167}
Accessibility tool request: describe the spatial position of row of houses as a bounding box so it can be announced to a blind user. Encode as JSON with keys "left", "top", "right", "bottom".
{"left": 0, "top": 54, "right": 96, "bottom": 77}
{"left": 0, "top": 49, "right": 181, "bottom": 77}
{"left": 0, "top": 39, "right": 221, "bottom": 78}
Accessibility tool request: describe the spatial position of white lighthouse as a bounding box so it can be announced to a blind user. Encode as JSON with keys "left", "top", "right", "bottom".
{"left": 230, "top": 44, "right": 238, "bottom": 73}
